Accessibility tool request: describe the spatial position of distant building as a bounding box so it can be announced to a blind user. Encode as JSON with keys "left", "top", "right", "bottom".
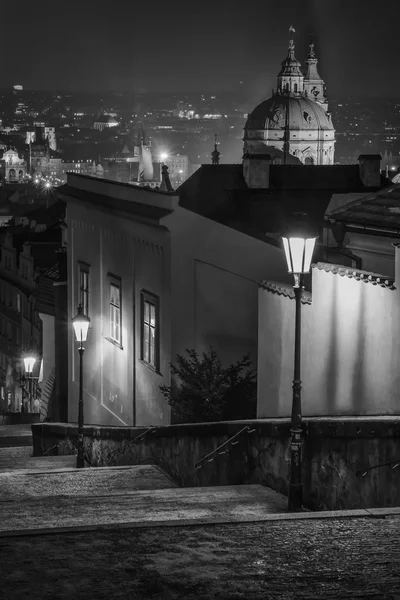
{"left": 0, "top": 149, "right": 28, "bottom": 183}
{"left": 0, "top": 232, "right": 42, "bottom": 413}
{"left": 162, "top": 155, "right": 190, "bottom": 187}
{"left": 93, "top": 115, "right": 119, "bottom": 131}
{"left": 26, "top": 126, "right": 57, "bottom": 152}
{"left": 244, "top": 30, "right": 335, "bottom": 165}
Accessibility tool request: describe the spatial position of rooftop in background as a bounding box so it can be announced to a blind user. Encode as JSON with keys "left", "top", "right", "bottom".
{"left": 327, "top": 184, "right": 400, "bottom": 232}
{"left": 177, "top": 160, "right": 392, "bottom": 240}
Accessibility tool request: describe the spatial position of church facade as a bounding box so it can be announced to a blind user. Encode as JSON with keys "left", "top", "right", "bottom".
{"left": 244, "top": 30, "right": 336, "bottom": 166}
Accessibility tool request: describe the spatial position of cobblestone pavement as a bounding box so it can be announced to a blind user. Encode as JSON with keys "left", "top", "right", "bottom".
{"left": 1, "top": 517, "right": 400, "bottom": 599}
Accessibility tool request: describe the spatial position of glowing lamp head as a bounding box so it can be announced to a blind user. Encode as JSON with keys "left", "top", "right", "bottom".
{"left": 72, "top": 304, "right": 91, "bottom": 344}
{"left": 160, "top": 152, "right": 169, "bottom": 161}
{"left": 23, "top": 354, "right": 36, "bottom": 374}
{"left": 282, "top": 236, "right": 316, "bottom": 275}
{"left": 34, "top": 178, "right": 39, "bottom": 184}
{"left": 45, "top": 182, "right": 51, "bottom": 188}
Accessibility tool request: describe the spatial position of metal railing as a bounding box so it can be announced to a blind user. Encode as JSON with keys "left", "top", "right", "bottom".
{"left": 356, "top": 458, "right": 400, "bottom": 477}
{"left": 194, "top": 425, "right": 256, "bottom": 470}
{"left": 103, "top": 426, "right": 158, "bottom": 464}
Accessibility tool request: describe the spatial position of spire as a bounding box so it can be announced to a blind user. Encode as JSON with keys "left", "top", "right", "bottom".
{"left": 303, "top": 34, "right": 328, "bottom": 110}
{"left": 160, "top": 164, "right": 174, "bottom": 192}
{"left": 211, "top": 134, "right": 220, "bottom": 165}
{"left": 277, "top": 26, "right": 304, "bottom": 95}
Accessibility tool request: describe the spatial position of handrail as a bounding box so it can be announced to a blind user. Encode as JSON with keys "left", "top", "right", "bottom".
{"left": 194, "top": 425, "right": 256, "bottom": 469}
{"left": 105, "top": 426, "right": 158, "bottom": 462}
{"left": 356, "top": 457, "right": 400, "bottom": 477}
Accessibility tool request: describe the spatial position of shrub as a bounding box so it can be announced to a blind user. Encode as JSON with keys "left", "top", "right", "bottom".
{"left": 160, "top": 348, "right": 257, "bottom": 424}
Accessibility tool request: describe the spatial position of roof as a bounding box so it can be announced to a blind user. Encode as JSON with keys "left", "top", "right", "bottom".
{"left": 245, "top": 95, "right": 334, "bottom": 131}
{"left": 177, "top": 163, "right": 391, "bottom": 241}
{"left": 35, "top": 275, "right": 55, "bottom": 316}
{"left": 327, "top": 184, "right": 400, "bottom": 232}
{"left": 259, "top": 280, "right": 312, "bottom": 304}
{"left": 313, "top": 262, "right": 395, "bottom": 288}
{"left": 58, "top": 182, "right": 174, "bottom": 222}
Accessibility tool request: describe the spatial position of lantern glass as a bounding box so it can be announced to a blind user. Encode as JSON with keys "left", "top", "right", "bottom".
{"left": 72, "top": 305, "right": 91, "bottom": 343}
{"left": 282, "top": 236, "right": 316, "bottom": 274}
{"left": 23, "top": 355, "right": 36, "bottom": 374}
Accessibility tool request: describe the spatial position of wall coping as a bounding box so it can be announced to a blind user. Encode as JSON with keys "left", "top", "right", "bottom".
{"left": 31, "top": 417, "right": 400, "bottom": 439}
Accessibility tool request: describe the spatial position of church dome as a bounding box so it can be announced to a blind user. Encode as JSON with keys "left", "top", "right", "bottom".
{"left": 245, "top": 95, "right": 334, "bottom": 132}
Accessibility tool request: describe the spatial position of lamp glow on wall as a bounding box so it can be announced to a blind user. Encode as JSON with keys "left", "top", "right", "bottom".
{"left": 282, "top": 223, "right": 317, "bottom": 513}
{"left": 72, "top": 304, "right": 91, "bottom": 468}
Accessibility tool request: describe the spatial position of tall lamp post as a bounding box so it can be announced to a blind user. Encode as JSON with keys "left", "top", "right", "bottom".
{"left": 282, "top": 230, "right": 316, "bottom": 512}
{"left": 23, "top": 354, "right": 36, "bottom": 413}
{"left": 72, "top": 304, "right": 90, "bottom": 469}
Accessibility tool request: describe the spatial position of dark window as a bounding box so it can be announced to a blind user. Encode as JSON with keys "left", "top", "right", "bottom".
{"left": 109, "top": 281, "right": 121, "bottom": 345}
{"left": 140, "top": 291, "right": 160, "bottom": 370}
{"left": 79, "top": 264, "right": 90, "bottom": 317}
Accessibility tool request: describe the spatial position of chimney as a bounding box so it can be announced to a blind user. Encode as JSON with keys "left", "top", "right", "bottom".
{"left": 358, "top": 154, "right": 382, "bottom": 188}
{"left": 242, "top": 153, "right": 271, "bottom": 188}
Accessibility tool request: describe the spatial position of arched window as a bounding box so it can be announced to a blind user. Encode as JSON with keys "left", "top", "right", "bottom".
{"left": 294, "top": 83, "right": 298, "bottom": 93}
{"left": 9, "top": 169, "right": 16, "bottom": 181}
{"left": 18, "top": 170, "right": 23, "bottom": 179}
{"left": 304, "top": 157, "right": 314, "bottom": 165}
{"left": 273, "top": 157, "right": 282, "bottom": 165}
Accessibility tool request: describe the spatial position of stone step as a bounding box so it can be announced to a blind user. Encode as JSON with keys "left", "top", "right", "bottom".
{"left": 0, "top": 454, "right": 76, "bottom": 472}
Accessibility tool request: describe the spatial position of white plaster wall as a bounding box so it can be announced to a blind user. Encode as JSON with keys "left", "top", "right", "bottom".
{"left": 258, "top": 256, "right": 400, "bottom": 417}
{"left": 162, "top": 207, "right": 291, "bottom": 368}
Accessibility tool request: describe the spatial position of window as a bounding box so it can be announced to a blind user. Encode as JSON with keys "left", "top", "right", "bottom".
{"left": 17, "top": 293, "right": 21, "bottom": 313}
{"left": 79, "top": 264, "right": 90, "bottom": 316}
{"left": 109, "top": 281, "right": 121, "bottom": 344}
{"left": 141, "top": 291, "right": 160, "bottom": 370}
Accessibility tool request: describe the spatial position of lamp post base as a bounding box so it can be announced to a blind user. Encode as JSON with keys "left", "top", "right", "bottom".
{"left": 288, "top": 483, "right": 302, "bottom": 512}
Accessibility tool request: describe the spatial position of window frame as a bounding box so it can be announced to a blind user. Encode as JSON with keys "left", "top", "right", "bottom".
{"left": 78, "top": 261, "right": 90, "bottom": 318}
{"left": 107, "top": 274, "right": 122, "bottom": 348}
{"left": 140, "top": 290, "right": 160, "bottom": 372}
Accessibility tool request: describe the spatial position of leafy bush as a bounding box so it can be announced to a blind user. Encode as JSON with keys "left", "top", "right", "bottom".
{"left": 160, "top": 348, "right": 257, "bottom": 424}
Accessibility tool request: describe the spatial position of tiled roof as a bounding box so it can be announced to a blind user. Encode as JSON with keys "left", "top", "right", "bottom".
{"left": 327, "top": 184, "right": 400, "bottom": 231}
{"left": 35, "top": 275, "right": 55, "bottom": 316}
{"left": 41, "top": 263, "right": 59, "bottom": 281}
{"left": 259, "top": 280, "right": 312, "bottom": 304}
{"left": 313, "top": 262, "right": 396, "bottom": 288}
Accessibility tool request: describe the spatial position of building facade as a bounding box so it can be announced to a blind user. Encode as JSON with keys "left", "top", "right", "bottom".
{"left": 0, "top": 233, "right": 42, "bottom": 413}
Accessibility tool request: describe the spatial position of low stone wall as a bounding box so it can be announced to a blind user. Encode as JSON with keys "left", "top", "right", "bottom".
{"left": 31, "top": 418, "right": 400, "bottom": 511}
{"left": 1, "top": 413, "right": 40, "bottom": 425}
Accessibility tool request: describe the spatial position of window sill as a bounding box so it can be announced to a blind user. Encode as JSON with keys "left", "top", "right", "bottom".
{"left": 105, "top": 337, "right": 123, "bottom": 350}
{"left": 139, "top": 359, "right": 162, "bottom": 376}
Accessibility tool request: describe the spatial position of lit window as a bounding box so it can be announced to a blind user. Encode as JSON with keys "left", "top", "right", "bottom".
{"left": 79, "top": 264, "right": 90, "bottom": 317}
{"left": 141, "top": 291, "right": 159, "bottom": 370}
{"left": 109, "top": 282, "right": 121, "bottom": 344}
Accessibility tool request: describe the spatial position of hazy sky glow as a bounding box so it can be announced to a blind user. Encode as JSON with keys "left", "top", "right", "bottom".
{"left": 2, "top": 0, "right": 399, "bottom": 98}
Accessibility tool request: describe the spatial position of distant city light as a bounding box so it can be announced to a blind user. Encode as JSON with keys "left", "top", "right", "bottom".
{"left": 160, "top": 153, "right": 169, "bottom": 161}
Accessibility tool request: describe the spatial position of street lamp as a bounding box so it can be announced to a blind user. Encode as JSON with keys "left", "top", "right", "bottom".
{"left": 282, "top": 227, "right": 317, "bottom": 512}
{"left": 72, "top": 304, "right": 90, "bottom": 469}
{"left": 23, "top": 353, "right": 36, "bottom": 413}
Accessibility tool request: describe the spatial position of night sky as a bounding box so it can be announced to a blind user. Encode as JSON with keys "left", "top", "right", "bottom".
{"left": 2, "top": 0, "right": 400, "bottom": 98}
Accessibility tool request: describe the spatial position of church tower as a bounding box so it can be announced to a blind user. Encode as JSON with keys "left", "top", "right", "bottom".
{"left": 303, "top": 38, "right": 328, "bottom": 111}
{"left": 211, "top": 134, "right": 220, "bottom": 165}
{"left": 277, "top": 26, "right": 304, "bottom": 96}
